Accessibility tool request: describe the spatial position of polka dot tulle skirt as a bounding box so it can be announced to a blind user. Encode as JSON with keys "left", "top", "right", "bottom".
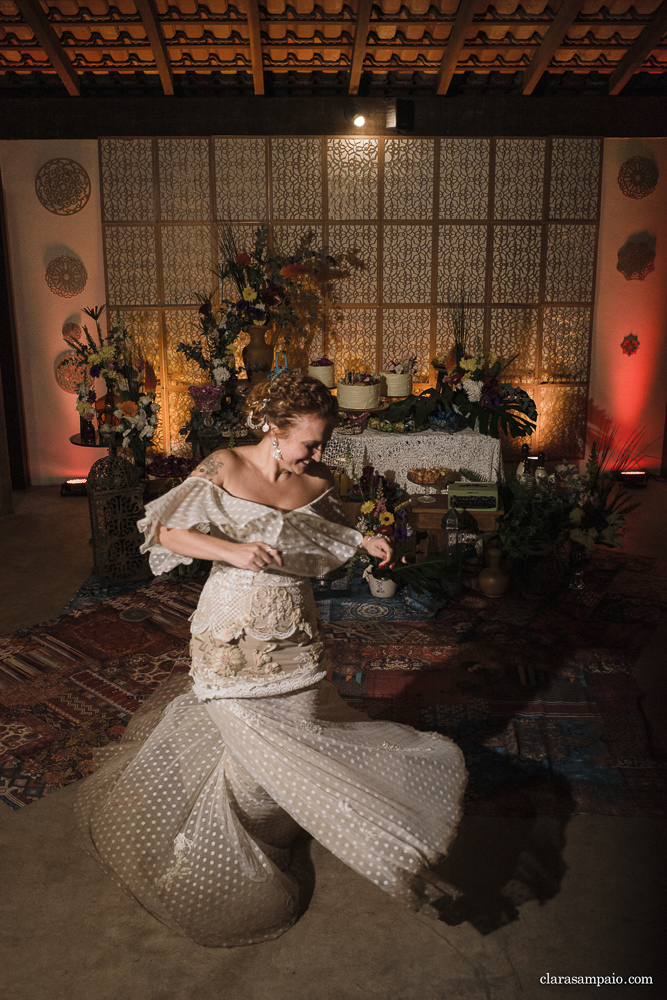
{"left": 74, "top": 673, "right": 467, "bottom": 947}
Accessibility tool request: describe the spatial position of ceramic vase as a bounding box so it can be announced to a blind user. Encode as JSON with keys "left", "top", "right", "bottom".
{"left": 478, "top": 545, "right": 510, "bottom": 598}
{"left": 242, "top": 327, "right": 274, "bottom": 384}
{"left": 367, "top": 574, "right": 398, "bottom": 599}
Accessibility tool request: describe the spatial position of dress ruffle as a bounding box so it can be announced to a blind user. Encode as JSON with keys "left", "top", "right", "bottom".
{"left": 138, "top": 477, "right": 363, "bottom": 578}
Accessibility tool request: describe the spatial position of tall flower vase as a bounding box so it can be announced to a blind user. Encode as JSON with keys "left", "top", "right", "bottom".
{"left": 96, "top": 384, "right": 119, "bottom": 438}
{"left": 569, "top": 541, "right": 587, "bottom": 591}
{"left": 129, "top": 437, "right": 148, "bottom": 480}
{"left": 242, "top": 327, "right": 274, "bottom": 384}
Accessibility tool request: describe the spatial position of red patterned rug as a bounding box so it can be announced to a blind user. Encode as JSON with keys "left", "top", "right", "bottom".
{"left": 1, "top": 553, "right": 665, "bottom": 815}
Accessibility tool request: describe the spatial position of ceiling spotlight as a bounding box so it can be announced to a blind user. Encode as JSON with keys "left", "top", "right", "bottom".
{"left": 344, "top": 102, "right": 365, "bottom": 128}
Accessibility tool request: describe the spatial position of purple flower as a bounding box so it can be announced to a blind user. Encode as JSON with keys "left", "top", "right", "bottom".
{"left": 87, "top": 389, "right": 96, "bottom": 403}
{"left": 89, "top": 364, "right": 101, "bottom": 379}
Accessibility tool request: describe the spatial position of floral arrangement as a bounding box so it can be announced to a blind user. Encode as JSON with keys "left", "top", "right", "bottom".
{"left": 383, "top": 356, "right": 418, "bottom": 376}
{"left": 555, "top": 439, "right": 640, "bottom": 551}
{"left": 428, "top": 291, "right": 537, "bottom": 440}
{"left": 110, "top": 312, "right": 161, "bottom": 474}
{"left": 350, "top": 464, "right": 468, "bottom": 598}
{"left": 178, "top": 294, "right": 240, "bottom": 389}
{"left": 340, "top": 370, "right": 380, "bottom": 385}
{"left": 176, "top": 294, "right": 246, "bottom": 452}
{"left": 497, "top": 426, "right": 641, "bottom": 572}
{"left": 214, "top": 224, "right": 363, "bottom": 359}
{"left": 353, "top": 466, "right": 412, "bottom": 547}
{"left": 65, "top": 305, "right": 115, "bottom": 423}
{"left": 309, "top": 355, "right": 334, "bottom": 367}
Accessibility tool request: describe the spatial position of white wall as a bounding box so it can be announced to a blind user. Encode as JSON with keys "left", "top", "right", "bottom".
{"left": 0, "top": 139, "right": 105, "bottom": 484}
{"left": 590, "top": 139, "right": 667, "bottom": 471}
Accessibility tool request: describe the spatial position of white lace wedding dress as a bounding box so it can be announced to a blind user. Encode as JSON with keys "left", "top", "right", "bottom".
{"left": 74, "top": 478, "right": 467, "bottom": 947}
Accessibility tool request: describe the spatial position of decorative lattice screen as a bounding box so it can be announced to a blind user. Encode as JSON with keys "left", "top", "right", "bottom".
{"left": 100, "top": 136, "right": 601, "bottom": 459}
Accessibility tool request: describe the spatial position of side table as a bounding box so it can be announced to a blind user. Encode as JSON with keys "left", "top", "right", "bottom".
{"left": 408, "top": 493, "right": 503, "bottom": 558}
{"left": 69, "top": 432, "right": 123, "bottom": 456}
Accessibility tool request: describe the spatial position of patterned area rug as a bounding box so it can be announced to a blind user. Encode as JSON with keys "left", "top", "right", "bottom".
{"left": 1, "top": 553, "right": 665, "bottom": 815}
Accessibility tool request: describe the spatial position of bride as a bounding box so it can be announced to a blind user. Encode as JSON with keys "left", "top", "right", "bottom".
{"left": 75, "top": 372, "right": 467, "bottom": 947}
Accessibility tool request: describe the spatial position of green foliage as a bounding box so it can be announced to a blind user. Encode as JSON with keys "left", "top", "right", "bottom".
{"left": 496, "top": 476, "right": 571, "bottom": 563}
{"left": 385, "top": 385, "right": 537, "bottom": 440}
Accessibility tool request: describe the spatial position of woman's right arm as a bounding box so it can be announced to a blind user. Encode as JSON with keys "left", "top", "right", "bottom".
{"left": 156, "top": 525, "right": 283, "bottom": 573}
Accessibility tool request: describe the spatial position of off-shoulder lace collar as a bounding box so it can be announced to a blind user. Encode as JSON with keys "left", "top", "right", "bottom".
{"left": 186, "top": 476, "right": 333, "bottom": 516}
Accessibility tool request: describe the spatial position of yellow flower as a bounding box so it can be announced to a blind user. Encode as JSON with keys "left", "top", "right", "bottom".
{"left": 360, "top": 501, "right": 375, "bottom": 514}
{"left": 242, "top": 286, "right": 257, "bottom": 302}
{"left": 570, "top": 528, "right": 593, "bottom": 547}
{"left": 569, "top": 508, "right": 584, "bottom": 524}
{"left": 460, "top": 357, "right": 478, "bottom": 372}
{"left": 379, "top": 512, "right": 394, "bottom": 526}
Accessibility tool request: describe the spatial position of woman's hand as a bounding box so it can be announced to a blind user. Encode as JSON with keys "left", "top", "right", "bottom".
{"left": 224, "top": 541, "right": 284, "bottom": 573}
{"left": 361, "top": 535, "right": 405, "bottom": 569}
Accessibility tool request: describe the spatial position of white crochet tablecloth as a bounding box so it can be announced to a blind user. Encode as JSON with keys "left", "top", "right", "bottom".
{"left": 324, "top": 427, "right": 502, "bottom": 492}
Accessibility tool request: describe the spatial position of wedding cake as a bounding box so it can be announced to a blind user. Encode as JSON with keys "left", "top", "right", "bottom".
{"left": 337, "top": 372, "right": 381, "bottom": 410}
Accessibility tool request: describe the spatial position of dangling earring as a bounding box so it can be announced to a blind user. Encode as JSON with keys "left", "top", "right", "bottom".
{"left": 271, "top": 437, "right": 283, "bottom": 461}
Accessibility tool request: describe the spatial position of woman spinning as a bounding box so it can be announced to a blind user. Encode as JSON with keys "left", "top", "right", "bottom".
{"left": 75, "top": 373, "right": 467, "bottom": 947}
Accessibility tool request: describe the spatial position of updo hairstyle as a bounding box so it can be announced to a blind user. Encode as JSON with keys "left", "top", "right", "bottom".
{"left": 244, "top": 372, "right": 338, "bottom": 433}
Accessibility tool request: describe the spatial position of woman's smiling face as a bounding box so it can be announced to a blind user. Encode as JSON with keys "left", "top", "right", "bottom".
{"left": 271, "top": 414, "right": 334, "bottom": 473}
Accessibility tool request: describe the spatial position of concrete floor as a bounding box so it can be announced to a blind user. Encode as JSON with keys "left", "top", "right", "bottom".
{"left": 0, "top": 482, "right": 665, "bottom": 999}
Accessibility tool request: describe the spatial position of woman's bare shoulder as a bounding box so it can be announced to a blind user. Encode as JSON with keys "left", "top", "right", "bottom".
{"left": 304, "top": 461, "right": 334, "bottom": 492}
{"left": 188, "top": 448, "right": 233, "bottom": 486}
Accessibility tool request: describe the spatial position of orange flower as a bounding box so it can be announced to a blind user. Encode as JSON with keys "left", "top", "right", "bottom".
{"left": 280, "top": 263, "right": 309, "bottom": 279}
{"left": 120, "top": 400, "right": 139, "bottom": 417}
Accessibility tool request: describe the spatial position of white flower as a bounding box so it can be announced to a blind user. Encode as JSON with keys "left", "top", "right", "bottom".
{"left": 139, "top": 394, "right": 152, "bottom": 405}
{"left": 117, "top": 377, "right": 129, "bottom": 392}
{"left": 213, "top": 365, "right": 230, "bottom": 385}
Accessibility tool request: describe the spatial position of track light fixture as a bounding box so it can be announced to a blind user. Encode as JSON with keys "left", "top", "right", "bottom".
{"left": 344, "top": 101, "right": 365, "bottom": 128}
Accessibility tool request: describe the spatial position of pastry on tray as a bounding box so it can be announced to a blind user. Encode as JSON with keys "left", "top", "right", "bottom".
{"left": 408, "top": 467, "right": 442, "bottom": 484}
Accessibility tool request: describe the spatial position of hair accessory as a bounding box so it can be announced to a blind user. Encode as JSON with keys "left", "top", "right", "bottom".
{"left": 262, "top": 421, "right": 269, "bottom": 433}
{"left": 246, "top": 408, "right": 265, "bottom": 431}
{"left": 271, "top": 437, "right": 283, "bottom": 460}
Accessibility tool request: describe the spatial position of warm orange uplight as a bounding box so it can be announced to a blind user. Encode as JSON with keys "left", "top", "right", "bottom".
{"left": 66, "top": 477, "right": 87, "bottom": 484}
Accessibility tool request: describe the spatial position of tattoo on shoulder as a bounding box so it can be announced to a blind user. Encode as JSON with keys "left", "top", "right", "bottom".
{"left": 189, "top": 453, "right": 225, "bottom": 483}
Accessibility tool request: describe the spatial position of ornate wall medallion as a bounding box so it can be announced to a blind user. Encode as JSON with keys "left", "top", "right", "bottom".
{"left": 35, "top": 158, "right": 91, "bottom": 215}
{"left": 45, "top": 255, "right": 88, "bottom": 297}
{"left": 621, "top": 333, "right": 640, "bottom": 356}
{"left": 54, "top": 350, "right": 88, "bottom": 393}
{"left": 62, "top": 320, "right": 83, "bottom": 343}
{"left": 617, "top": 157, "right": 659, "bottom": 200}
{"left": 616, "top": 239, "right": 656, "bottom": 281}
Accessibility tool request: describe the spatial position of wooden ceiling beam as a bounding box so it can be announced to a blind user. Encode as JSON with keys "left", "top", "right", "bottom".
{"left": 349, "top": 0, "right": 373, "bottom": 95}
{"left": 521, "top": 0, "right": 585, "bottom": 95}
{"left": 134, "top": 0, "right": 173, "bottom": 96}
{"left": 435, "top": 0, "right": 486, "bottom": 96}
{"left": 15, "top": 0, "right": 80, "bottom": 96}
{"left": 245, "top": 0, "right": 265, "bottom": 95}
{"left": 608, "top": 0, "right": 667, "bottom": 95}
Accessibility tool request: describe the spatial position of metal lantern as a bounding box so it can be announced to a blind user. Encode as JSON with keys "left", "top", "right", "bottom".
{"left": 87, "top": 454, "right": 151, "bottom": 587}
{"left": 441, "top": 506, "right": 482, "bottom": 593}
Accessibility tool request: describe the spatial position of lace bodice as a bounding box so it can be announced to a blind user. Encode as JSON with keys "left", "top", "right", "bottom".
{"left": 138, "top": 477, "right": 363, "bottom": 578}
{"left": 137, "top": 477, "right": 364, "bottom": 701}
